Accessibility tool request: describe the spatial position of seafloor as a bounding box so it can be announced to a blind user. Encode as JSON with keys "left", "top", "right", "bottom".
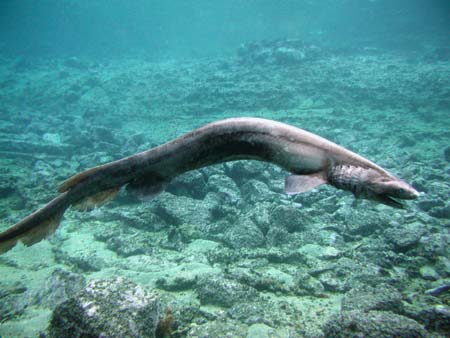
{"left": 0, "top": 43, "right": 449, "bottom": 337}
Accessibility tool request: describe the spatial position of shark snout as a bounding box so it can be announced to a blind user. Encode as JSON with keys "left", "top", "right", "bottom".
{"left": 396, "top": 181, "right": 420, "bottom": 200}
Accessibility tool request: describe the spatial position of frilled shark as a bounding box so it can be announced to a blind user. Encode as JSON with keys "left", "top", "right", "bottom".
{"left": 0, "top": 117, "right": 419, "bottom": 253}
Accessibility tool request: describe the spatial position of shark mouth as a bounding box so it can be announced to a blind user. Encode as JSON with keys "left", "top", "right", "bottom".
{"left": 376, "top": 194, "right": 405, "bottom": 209}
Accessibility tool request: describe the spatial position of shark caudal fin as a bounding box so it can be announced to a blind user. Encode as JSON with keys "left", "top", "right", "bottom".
{"left": 0, "top": 165, "right": 122, "bottom": 254}
{"left": 0, "top": 193, "right": 68, "bottom": 254}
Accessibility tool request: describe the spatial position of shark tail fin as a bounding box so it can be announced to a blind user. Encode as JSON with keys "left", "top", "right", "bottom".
{"left": 0, "top": 193, "right": 68, "bottom": 254}
{"left": 0, "top": 162, "right": 125, "bottom": 254}
{"left": 0, "top": 185, "right": 122, "bottom": 255}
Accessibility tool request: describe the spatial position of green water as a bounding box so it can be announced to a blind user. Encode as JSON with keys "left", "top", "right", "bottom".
{"left": 0, "top": 1, "right": 449, "bottom": 337}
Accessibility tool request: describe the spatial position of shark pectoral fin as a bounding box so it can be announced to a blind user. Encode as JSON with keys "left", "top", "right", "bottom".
{"left": 284, "top": 173, "right": 327, "bottom": 195}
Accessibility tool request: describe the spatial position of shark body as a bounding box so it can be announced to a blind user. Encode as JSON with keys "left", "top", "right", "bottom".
{"left": 0, "top": 117, "right": 419, "bottom": 253}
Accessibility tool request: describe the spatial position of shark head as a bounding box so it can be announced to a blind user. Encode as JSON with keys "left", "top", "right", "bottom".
{"left": 365, "top": 172, "right": 420, "bottom": 208}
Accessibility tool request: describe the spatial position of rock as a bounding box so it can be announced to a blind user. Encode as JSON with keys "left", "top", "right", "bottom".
{"left": 101, "top": 208, "right": 165, "bottom": 231}
{"left": 167, "top": 170, "right": 208, "bottom": 199}
{"left": 186, "top": 319, "right": 247, "bottom": 337}
{"left": 196, "top": 275, "right": 258, "bottom": 307}
{"left": 156, "top": 273, "right": 197, "bottom": 292}
{"left": 0, "top": 175, "right": 17, "bottom": 197}
{"left": 418, "top": 198, "right": 443, "bottom": 212}
{"left": 428, "top": 204, "right": 450, "bottom": 219}
{"left": 53, "top": 247, "right": 105, "bottom": 271}
{"left": 403, "top": 295, "right": 450, "bottom": 336}
{"left": 48, "top": 277, "right": 161, "bottom": 338}
{"left": 32, "top": 268, "right": 85, "bottom": 308}
{"left": 333, "top": 207, "right": 381, "bottom": 236}
{"left": 249, "top": 202, "right": 272, "bottom": 234}
{"left": 318, "top": 273, "right": 345, "bottom": 292}
{"left": 323, "top": 310, "right": 427, "bottom": 338}
{"left": 240, "top": 179, "right": 276, "bottom": 203}
{"left": 237, "top": 39, "right": 322, "bottom": 66}
{"left": 91, "top": 126, "right": 118, "bottom": 144}
{"left": 341, "top": 284, "right": 403, "bottom": 313}
{"left": 222, "top": 217, "right": 265, "bottom": 249}
{"left": 100, "top": 227, "right": 156, "bottom": 257}
{"left": 321, "top": 246, "right": 342, "bottom": 260}
{"left": 298, "top": 244, "right": 341, "bottom": 261}
{"left": 420, "top": 305, "right": 450, "bottom": 335}
{"left": 435, "top": 256, "right": 450, "bottom": 277}
{"left": 228, "top": 299, "right": 305, "bottom": 333}
{"left": 419, "top": 265, "right": 440, "bottom": 281}
{"left": 269, "top": 204, "right": 306, "bottom": 233}
{"left": 273, "top": 47, "right": 305, "bottom": 65}
{"left": 425, "top": 283, "right": 450, "bottom": 296}
{"left": 0, "top": 281, "right": 27, "bottom": 322}
{"left": 418, "top": 233, "right": 449, "bottom": 260}
{"left": 384, "top": 223, "right": 426, "bottom": 252}
{"left": 294, "top": 272, "right": 325, "bottom": 296}
{"left": 265, "top": 226, "right": 290, "bottom": 246}
{"left": 206, "top": 174, "right": 241, "bottom": 206}
{"left": 233, "top": 267, "right": 296, "bottom": 294}
{"left": 151, "top": 192, "right": 218, "bottom": 227}
{"left": 224, "top": 161, "right": 271, "bottom": 185}
{"left": 246, "top": 323, "right": 276, "bottom": 338}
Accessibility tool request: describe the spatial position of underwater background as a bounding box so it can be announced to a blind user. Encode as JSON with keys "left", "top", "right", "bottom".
{"left": 0, "top": 0, "right": 449, "bottom": 337}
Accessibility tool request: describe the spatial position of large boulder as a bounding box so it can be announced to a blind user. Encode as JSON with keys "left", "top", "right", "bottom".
{"left": 323, "top": 310, "right": 427, "bottom": 338}
{"left": 48, "top": 277, "right": 161, "bottom": 338}
{"left": 341, "top": 284, "right": 403, "bottom": 313}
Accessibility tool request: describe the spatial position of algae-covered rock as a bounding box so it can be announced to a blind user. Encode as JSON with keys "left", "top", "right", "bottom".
{"left": 151, "top": 192, "right": 218, "bottom": 226}
{"left": 341, "top": 284, "right": 403, "bottom": 313}
{"left": 246, "top": 323, "right": 277, "bottom": 338}
{"left": 403, "top": 296, "right": 450, "bottom": 336}
{"left": 384, "top": 223, "right": 426, "bottom": 252}
{"left": 418, "top": 233, "right": 449, "bottom": 260}
{"left": 265, "top": 226, "right": 290, "bottom": 246}
{"left": 222, "top": 217, "right": 265, "bottom": 249}
{"left": 206, "top": 173, "right": 241, "bottom": 206}
{"left": 0, "top": 281, "right": 27, "bottom": 322}
{"left": 323, "top": 310, "right": 427, "bottom": 338}
{"left": 48, "top": 277, "right": 161, "bottom": 338}
{"left": 32, "top": 268, "right": 85, "bottom": 308}
{"left": 168, "top": 170, "right": 208, "bottom": 199}
{"left": 186, "top": 319, "right": 248, "bottom": 338}
{"left": 224, "top": 161, "right": 272, "bottom": 186}
{"left": 240, "top": 179, "right": 277, "bottom": 203}
{"left": 419, "top": 265, "right": 440, "bottom": 281}
{"left": 196, "top": 275, "right": 258, "bottom": 307}
{"left": 269, "top": 204, "right": 306, "bottom": 233}
{"left": 297, "top": 244, "right": 341, "bottom": 261}
{"left": 294, "top": 271, "right": 325, "bottom": 296}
